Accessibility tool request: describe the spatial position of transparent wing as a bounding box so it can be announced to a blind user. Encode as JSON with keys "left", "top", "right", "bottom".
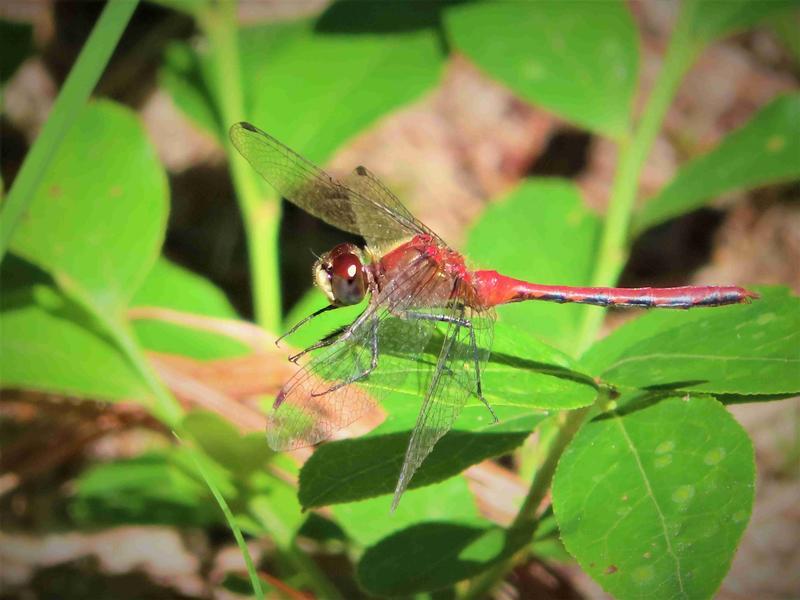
{"left": 342, "top": 165, "right": 442, "bottom": 250}
{"left": 391, "top": 287, "right": 496, "bottom": 510}
{"left": 230, "top": 122, "right": 435, "bottom": 248}
{"left": 267, "top": 253, "right": 444, "bottom": 450}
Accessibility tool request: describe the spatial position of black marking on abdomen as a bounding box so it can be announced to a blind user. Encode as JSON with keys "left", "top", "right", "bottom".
{"left": 584, "top": 295, "right": 613, "bottom": 307}
{"left": 695, "top": 293, "right": 723, "bottom": 307}
{"left": 626, "top": 297, "right": 655, "bottom": 307}
{"left": 537, "top": 292, "right": 568, "bottom": 303}
{"left": 660, "top": 295, "right": 692, "bottom": 308}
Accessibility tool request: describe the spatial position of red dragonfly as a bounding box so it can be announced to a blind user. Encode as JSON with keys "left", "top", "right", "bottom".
{"left": 230, "top": 122, "right": 757, "bottom": 509}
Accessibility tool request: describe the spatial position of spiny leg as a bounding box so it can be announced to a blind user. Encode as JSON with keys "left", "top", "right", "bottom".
{"left": 288, "top": 333, "right": 341, "bottom": 364}
{"left": 401, "top": 310, "right": 498, "bottom": 423}
{"left": 310, "top": 317, "right": 379, "bottom": 397}
{"left": 276, "top": 304, "right": 337, "bottom": 347}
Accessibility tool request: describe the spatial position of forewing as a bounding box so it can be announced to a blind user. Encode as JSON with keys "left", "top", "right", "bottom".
{"left": 229, "top": 122, "right": 427, "bottom": 248}
{"left": 267, "top": 254, "right": 442, "bottom": 450}
{"left": 343, "top": 166, "right": 441, "bottom": 250}
{"left": 391, "top": 293, "right": 496, "bottom": 510}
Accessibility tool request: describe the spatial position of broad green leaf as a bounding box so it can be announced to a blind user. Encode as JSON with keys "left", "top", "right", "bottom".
{"left": 636, "top": 94, "right": 800, "bottom": 233}
{"left": 333, "top": 476, "right": 480, "bottom": 548}
{"left": 160, "top": 41, "right": 223, "bottom": 139}
{"left": 71, "top": 452, "right": 218, "bottom": 527}
{"left": 0, "top": 255, "right": 150, "bottom": 401}
{"left": 244, "top": 17, "right": 443, "bottom": 163}
{"left": 246, "top": 471, "right": 307, "bottom": 547}
{"left": 298, "top": 410, "right": 545, "bottom": 508}
{"left": 164, "top": 6, "right": 445, "bottom": 161}
{"left": 482, "top": 322, "right": 597, "bottom": 409}
{"left": 182, "top": 411, "right": 272, "bottom": 481}
{"left": 9, "top": 101, "right": 168, "bottom": 313}
{"left": 291, "top": 314, "right": 593, "bottom": 507}
{"left": 363, "top": 321, "right": 595, "bottom": 421}
{"left": 181, "top": 411, "right": 306, "bottom": 544}
{"left": 467, "top": 179, "right": 601, "bottom": 354}
{"left": 553, "top": 395, "right": 755, "bottom": 600}
{"left": 445, "top": 1, "right": 638, "bottom": 138}
{"left": 581, "top": 287, "right": 800, "bottom": 396}
{"left": 285, "top": 292, "right": 596, "bottom": 414}
{"left": 685, "top": 0, "right": 798, "bottom": 45}
{"left": 131, "top": 257, "right": 249, "bottom": 359}
{"left": 357, "top": 519, "right": 534, "bottom": 596}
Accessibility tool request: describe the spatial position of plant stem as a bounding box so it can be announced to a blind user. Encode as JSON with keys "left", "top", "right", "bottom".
{"left": 101, "top": 311, "right": 184, "bottom": 428}
{"left": 576, "top": 0, "right": 699, "bottom": 354}
{"left": 199, "top": 2, "right": 283, "bottom": 333}
{"left": 463, "top": 403, "right": 595, "bottom": 600}
{"left": 179, "top": 433, "right": 265, "bottom": 600}
{"left": 0, "top": 0, "right": 139, "bottom": 259}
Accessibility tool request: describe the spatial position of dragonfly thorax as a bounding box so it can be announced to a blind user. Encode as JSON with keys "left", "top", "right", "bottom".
{"left": 314, "top": 243, "right": 369, "bottom": 306}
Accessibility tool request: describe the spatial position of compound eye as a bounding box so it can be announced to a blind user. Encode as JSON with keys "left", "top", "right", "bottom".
{"left": 330, "top": 252, "right": 366, "bottom": 306}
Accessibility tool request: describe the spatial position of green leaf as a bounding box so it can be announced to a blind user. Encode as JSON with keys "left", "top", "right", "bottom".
{"left": 291, "top": 312, "right": 593, "bottom": 507}
{"left": 293, "top": 322, "right": 593, "bottom": 504}
{"left": 244, "top": 6, "right": 445, "bottom": 163}
{"left": 636, "top": 94, "right": 800, "bottom": 233}
{"left": 483, "top": 322, "right": 597, "bottom": 410}
{"left": 131, "top": 257, "right": 249, "bottom": 359}
{"left": 0, "top": 255, "right": 150, "bottom": 401}
{"left": 298, "top": 410, "right": 545, "bottom": 508}
{"left": 445, "top": 1, "right": 638, "bottom": 138}
{"left": 466, "top": 179, "right": 601, "bottom": 354}
{"left": 285, "top": 295, "right": 597, "bottom": 415}
{"left": 164, "top": 9, "right": 445, "bottom": 162}
{"left": 333, "top": 476, "right": 480, "bottom": 548}
{"left": 553, "top": 395, "right": 755, "bottom": 600}
{"left": 364, "top": 321, "right": 595, "bottom": 424}
{"left": 247, "top": 477, "right": 307, "bottom": 547}
{"left": 177, "top": 431, "right": 265, "bottom": 600}
{"left": 581, "top": 287, "right": 800, "bottom": 396}
{"left": 160, "top": 41, "right": 222, "bottom": 140}
{"left": 9, "top": 100, "right": 168, "bottom": 313}
{"left": 182, "top": 411, "right": 272, "bottom": 481}
{"left": 71, "top": 451, "right": 217, "bottom": 527}
{"left": 685, "top": 0, "right": 798, "bottom": 46}
{"left": 357, "top": 519, "right": 534, "bottom": 596}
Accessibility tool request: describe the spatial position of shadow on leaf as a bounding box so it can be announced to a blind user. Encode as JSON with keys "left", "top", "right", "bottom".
{"left": 299, "top": 423, "right": 540, "bottom": 508}
{"left": 357, "top": 520, "right": 534, "bottom": 595}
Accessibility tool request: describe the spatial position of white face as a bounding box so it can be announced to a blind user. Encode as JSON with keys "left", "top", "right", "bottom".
{"left": 312, "top": 243, "right": 368, "bottom": 306}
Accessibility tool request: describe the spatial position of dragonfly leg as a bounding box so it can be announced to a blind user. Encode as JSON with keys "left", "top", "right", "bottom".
{"left": 276, "top": 304, "right": 337, "bottom": 347}
{"left": 400, "top": 310, "right": 498, "bottom": 423}
{"left": 288, "top": 334, "right": 340, "bottom": 364}
{"left": 310, "top": 317, "right": 379, "bottom": 397}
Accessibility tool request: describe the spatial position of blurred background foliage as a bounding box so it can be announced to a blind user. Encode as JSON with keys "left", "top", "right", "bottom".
{"left": 1, "top": 0, "right": 799, "bottom": 598}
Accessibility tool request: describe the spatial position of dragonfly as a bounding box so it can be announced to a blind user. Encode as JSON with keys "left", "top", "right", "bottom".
{"left": 230, "top": 122, "right": 757, "bottom": 510}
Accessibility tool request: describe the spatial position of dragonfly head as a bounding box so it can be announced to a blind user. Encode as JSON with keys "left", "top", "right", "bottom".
{"left": 314, "top": 243, "right": 368, "bottom": 306}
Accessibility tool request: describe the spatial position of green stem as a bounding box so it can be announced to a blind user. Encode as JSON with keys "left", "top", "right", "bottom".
{"left": 467, "top": 6, "right": 708, "bottom": 596}
{"left": 463, "top": 402, "right": 595, "bottom": 600}
{"left": 199, "top": 2, "right": 282, "bottom": 333}
{"left": 0, "top": 0, "right": 139, "bottom": 259}
{"left": 179, "top": 433, "right": 265, "bottom": 600}
{"left": 197, "top": 13, "right": 337, "bottom": 596}
{"left": 576, "top": 0, "right": 700, "bottom": 354}
{"left": 99, "top": 309, "right": 184, "bottom": 428}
